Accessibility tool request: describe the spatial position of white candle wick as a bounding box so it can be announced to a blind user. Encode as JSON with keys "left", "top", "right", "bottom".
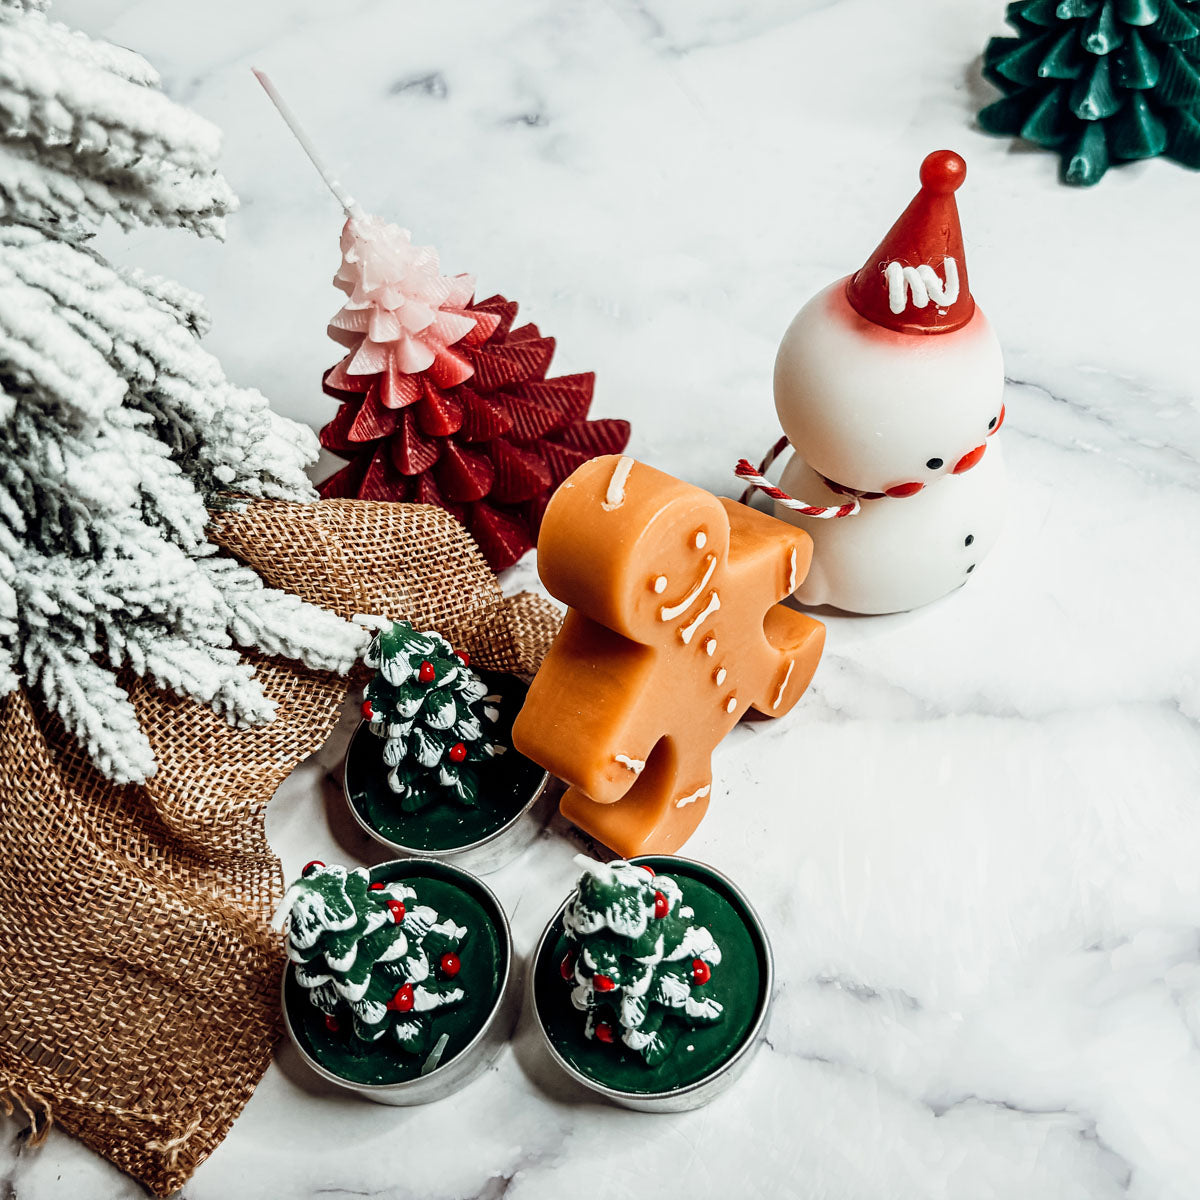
{"left": 253, "top": 68, "right": 363, "bottom": 219}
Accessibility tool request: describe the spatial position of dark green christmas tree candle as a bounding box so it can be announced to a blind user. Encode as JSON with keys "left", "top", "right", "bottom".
{"left": 278, "top": 859, "right": 515, "bottom": 1104}
{"left": 532, "top": 856, "right": 773, "bottom": 1111}
{"left": 979, "top": 0, "right": 1200, "bottom": 184}
{"left": 361, "top": 621, "right": 502, "bottom": 806}
{"left": 345, "top": 621, "right": 549, "bottom": 871}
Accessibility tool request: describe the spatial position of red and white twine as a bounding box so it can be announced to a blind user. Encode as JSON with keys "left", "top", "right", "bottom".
{"left": 734, "top": 436, "right": 860, "bottom": 519}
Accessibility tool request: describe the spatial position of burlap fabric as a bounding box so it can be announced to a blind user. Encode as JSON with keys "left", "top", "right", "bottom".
{"left": 0, "top": 499, "right": 560, "bottom": 1196}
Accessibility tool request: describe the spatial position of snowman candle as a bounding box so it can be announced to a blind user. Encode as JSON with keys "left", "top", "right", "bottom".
{"left": 740, "top": 150, "right": 1006, "bottom": 615}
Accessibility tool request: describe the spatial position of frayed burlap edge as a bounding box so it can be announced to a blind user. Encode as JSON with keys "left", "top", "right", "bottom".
{"left": 0, "top": 499, "right": 560, "bottom": 1196}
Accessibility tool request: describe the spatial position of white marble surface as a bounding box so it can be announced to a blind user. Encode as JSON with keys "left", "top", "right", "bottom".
{"left": 7, "top": 0, "right": 1200, "bottom": 1196}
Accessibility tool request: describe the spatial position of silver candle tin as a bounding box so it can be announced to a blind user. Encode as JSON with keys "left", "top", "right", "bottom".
{"left": 529, "top": 854, "right": 773, "bottom": 1113}
{"left": 281, "top": 858, "right": 518, "bottom": 1106}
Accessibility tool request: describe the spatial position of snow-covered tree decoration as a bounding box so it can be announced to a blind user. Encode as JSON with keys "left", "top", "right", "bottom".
{"left": 0, "top": 0, "right": 367, "bottom": 783}
{"left": 361, "top": 620, "right": 503, "bottom": 809}
{"left": 0, "top": 0, "right": 234, "bottom": 235}
{"left": 560, "top": 857, "right": 723, "bottom": 1066}
{"left": 280, "top": 862, "right": 467, "bottom": 1057}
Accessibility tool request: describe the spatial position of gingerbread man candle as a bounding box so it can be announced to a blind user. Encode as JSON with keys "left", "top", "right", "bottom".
{"left": 512, "top": 455, "right": 825, "bottom": 856}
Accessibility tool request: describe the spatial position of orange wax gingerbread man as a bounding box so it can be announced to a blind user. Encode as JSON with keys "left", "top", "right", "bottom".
{"left": 512, "top": 454, "right": 825, "bottom": 856}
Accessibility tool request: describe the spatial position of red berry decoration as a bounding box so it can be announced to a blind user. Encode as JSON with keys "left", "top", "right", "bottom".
{"left": 455, "top": 650, "right": 470, "bottom": 667}
{"left": 301, "top": 859, "right": 324, "bottom": 875}
{"left": 418, "top": 660, "right": 436, "bottom": 684}
{"left": 594, "top": 1021, "right": 615, "bottom": 1044}
{"left": 324, "top": 1014, "right": 340, "bottom": 1033}
{"left": 387, "top": 983, "right": 415, "bottom": 1013}
{"left": 653, "top": 890, "right": 668, "bottom": 919}
{"left": 593, "top": 973, "right": 615, "bottom": 992}
{"left": 560, "top": 951, "right": 576, "bottom": 981}
{"left": 317, "top": 290, "right": 631, "bottom": 574}
{"left": 440, "top": 953, "right": 461, "bottom": 978}
{"left": 638, "top": 865, "right": 655, "bottom": 876}
{"left": 368, "top": 882, "right": 384, "bottom": 891}
{"left": 386, "top": 899, "right": 406, "bottom": 923}
{"left": 447, "top": 741, "right": 467, "bottom": 763}
{"left": 691, "top": 958, "right": 711, "bottom": 986}
{"left": 360, "top": 699, "right": 375, "bottom": 721}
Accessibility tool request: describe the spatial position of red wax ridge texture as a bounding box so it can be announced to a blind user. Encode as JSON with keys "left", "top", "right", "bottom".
{"left": 318, "top": 294, "right": 631, "bottom": 573}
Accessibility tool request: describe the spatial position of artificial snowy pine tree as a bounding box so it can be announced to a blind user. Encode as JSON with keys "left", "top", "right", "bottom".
{"left": 281, "top": 862, "right": 467, "bottom": 1055}
{"left": 980, "top": 0, "right": 1200, "bottom": 184}
{"left": 560, "top": 858, "right": 723, "bottom": 1066}
{"left": 361, "top": 621, "right": 502, "bottom": 809}
{"left": 0, "top": 0, "right": 367, "bottom": 783}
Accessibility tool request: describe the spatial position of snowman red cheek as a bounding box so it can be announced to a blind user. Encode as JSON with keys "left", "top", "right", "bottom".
{"left": 952, "top": 444, "right": 987, "bottom": 474}
{"left": 884, "top": 481, "right": 925, "bottom": 498}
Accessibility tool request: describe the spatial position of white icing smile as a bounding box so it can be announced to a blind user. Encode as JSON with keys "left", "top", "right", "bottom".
{"left": 680, "top": 591, "right": 720, "bottom": 645}
{"left": 659, "top": 555, "right": 716, "bottom": 622}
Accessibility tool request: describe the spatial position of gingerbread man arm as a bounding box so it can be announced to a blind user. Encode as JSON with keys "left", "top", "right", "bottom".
{"left": 721, "top": 499, "right": 825, "bottom": 718}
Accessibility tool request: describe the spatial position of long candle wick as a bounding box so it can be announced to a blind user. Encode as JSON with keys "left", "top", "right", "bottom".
{"left": 253, "top": 68, "right": 363, "bottom": 220}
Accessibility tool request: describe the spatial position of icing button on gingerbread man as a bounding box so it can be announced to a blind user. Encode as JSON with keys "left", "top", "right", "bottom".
{"left": 512, "top": 455, "right": 825, "bottom": 856}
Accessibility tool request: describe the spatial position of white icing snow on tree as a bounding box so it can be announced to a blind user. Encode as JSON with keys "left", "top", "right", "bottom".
{"left": 561, "top": 857, "right": 724, "bottom": 1065}
{"left": 0, "top": 0, "right": 367, "bottom": 782}
{"left": 279, "top": 862, "right": 468, "bottom": 1055}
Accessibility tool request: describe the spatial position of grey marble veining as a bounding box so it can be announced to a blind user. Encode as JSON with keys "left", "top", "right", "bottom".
{"left": 7, "top": 0, "right": 1200, "bottom": 1196}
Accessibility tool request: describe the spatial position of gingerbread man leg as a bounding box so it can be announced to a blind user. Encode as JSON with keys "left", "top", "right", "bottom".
{"left": 514, "top": 610, "right": 661, "bottom": 806}
{"left": 559, "top": 735, "right": 712, "bottom": 858}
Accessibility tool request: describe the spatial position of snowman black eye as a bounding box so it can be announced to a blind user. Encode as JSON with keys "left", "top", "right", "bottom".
{"left": 988, "top": 417, "right": 997, "bottom": 430}
{"left": 925, "top": 457, "right": 943, "bottom": 470}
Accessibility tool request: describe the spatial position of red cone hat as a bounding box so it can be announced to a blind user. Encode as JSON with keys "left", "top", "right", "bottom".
{"left": 845, "top": 150, "right": 975, "bottom": 335}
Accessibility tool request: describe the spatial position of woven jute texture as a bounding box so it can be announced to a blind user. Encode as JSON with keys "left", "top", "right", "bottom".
{"left": 0, "top": 499, "right": 560, "bottom": 1196}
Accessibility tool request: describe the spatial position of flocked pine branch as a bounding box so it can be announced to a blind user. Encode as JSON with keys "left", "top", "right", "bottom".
{"left": 0, "top": 1, "right": 369, "bottom": 782}
{"left": 0, "top": 1, "right": 234, "bottom": 235}
{"left": 1, "top": 225, "right": 317, "bottom": 501}
{"left": 198, "top": 555, "right": 369, "bottom": 672}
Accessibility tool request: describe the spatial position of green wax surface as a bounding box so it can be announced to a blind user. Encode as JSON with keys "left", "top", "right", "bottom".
{"left": 534, "top": 857, "right": 769, "bottom": 1095}
{"left": 345, "top": 670, "right": 546, "bottom": 852}
{"left": 285, "top": 861, "right": 505, "bottom": 1087}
